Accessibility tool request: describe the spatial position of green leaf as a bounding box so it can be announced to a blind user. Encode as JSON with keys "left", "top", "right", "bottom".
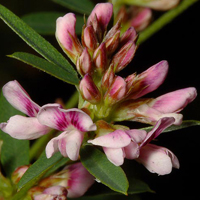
{"left": 21, "top": 12, "right": 84, "bottom": 35}
{"left": 0, "top": 92, "right": 29, "bottom": 177}
{"left": 9, "top": 52, "right": 77, "bottom": 83}
{"left": 52, "top": 0, "right": 94, "bottom": 15}
{"left": 12, "top": 151, "right": 68, "bottom": 200}
{"left": 80, "top": 145, "right": 129, "bottom": 195}
{"left": 141, "top": 120, "right": 200, "bottom": 133}
{"left": 0, "top": 4, "right": 79, "bottom": 85}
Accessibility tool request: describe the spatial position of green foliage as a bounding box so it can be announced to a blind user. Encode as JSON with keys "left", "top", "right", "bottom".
{"left": 0, "top": 92, "right": 29, "bottom": 177}
{"left": 52, "top": 0, "right": 94, "bottom": 15}
{"left": 80, "top": 145, "right": 129, "bottom": 195}
{"left": 0, "top": 4, "right": 79, "bottom": 85}
{"left": 22, "top": 12, "right": 84, "bottom": 35}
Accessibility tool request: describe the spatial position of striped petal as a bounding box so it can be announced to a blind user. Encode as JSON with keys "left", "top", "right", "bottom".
{"left": 2, "top": 80, "right": 40, "bottom": 117}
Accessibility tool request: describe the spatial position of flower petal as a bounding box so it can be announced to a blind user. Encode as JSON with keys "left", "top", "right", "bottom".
{"left": 137, "top": 144, "right": 179, "bottom": 175}
{"left": 130, "top": 60, "right": 168, "bottom": 99}
{"left": 148, "top": 87, "right": 197, "bottom": 113}
{"left": 2, "top": 80, "right": 40, "bottom": 117}
{"left": 0, "top": 115, "right": 49, "bottom": 140}
{"left": 59, "top": 130, "right": 84, "bottom": 161}
{"left": 141, "top": 117, "right": 175, "bottom": 147}
{"left": 124, "top": 141, "right": 140, "bottom": 160}
{"left": 87, "top": 3, "right": 113, "bottom": 32}
{"left": 56, "top": 13, "right": 82, "bottom": 62}
{"left": 88, "top": 129, "right": 131, "bottom": 148}
{"left": 64, "top": 162, "right": 95, "bottom": 198}
{"left": 38, "top": 104, "right": 97, "bottom": 132}
{"left": 103, "top": 147, "right": 125, "bottom": 166}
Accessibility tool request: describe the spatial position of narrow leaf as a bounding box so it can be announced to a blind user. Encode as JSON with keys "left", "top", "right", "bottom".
{"left": 141, "top": 120, "right": 200, "bottom": 133}
{"left": 52, "top": 0, "right": 94, "bottom": 15}
{"left": 22, "top": 12, "right": 84, "bottom": 35}
{"left": 80, "top": 145, "right": 129, "bottom": 195}
{"left": 0, "top": 4, "right": 79, "bottom": 85}
{"left": 12, "top": 151, "right": 67, "bottom": 200}
{"left": 9, "top": 52, "right": 77, "bottom": 83}
{"left": 0, "top": 91, "right": 29, "bottom": 177}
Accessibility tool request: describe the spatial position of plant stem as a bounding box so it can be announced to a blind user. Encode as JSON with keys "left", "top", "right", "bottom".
{"left": 137, "top": 0, "right": 198, "bottom": 44}
{"left": 65, "top": 89, "right": 79, "bottom": 109}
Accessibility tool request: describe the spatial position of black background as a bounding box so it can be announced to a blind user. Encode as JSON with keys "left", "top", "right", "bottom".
{"left": 0, "top": 0, "right": 200, "bottom": 200}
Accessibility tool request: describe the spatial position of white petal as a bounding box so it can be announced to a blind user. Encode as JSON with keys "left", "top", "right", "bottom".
{"left": 0, "top": 115, "right": 49, "bottom": 140}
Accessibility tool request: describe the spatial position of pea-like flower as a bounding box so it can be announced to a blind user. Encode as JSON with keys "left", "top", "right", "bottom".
{"left": 37, "top": 104, "right": 96, "bottom": 160}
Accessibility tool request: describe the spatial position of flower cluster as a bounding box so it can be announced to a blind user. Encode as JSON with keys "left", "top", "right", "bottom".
{"left": 0, "top": 3, "right": 197, "bottom": 198}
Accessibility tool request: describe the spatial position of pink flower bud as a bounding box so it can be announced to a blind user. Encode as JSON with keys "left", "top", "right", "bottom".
{"left": 104, "top": 76, "right": 126, "bottom": 105}
{"left": 101, "top": 64, "right": 115, "bottom": 92}
{"left": 103, "top": 20, "right": 121, "bottom": 55}
{"left": 76, "top": 48, "right": 93, "bottom": 76}
{"left": 111, "top": 41, "right": 137, "bottom": 73}
{"left": 11, "top": 165, "right": 29, "bottom": 184}
{"left": 130, "top": 7, "right": 152, "bottom": 32}
{"left": 144, "top": 0, "right": 180, "bottom": 11}
{"left": 93, "top": 43, "right": 107, "bottom": 74}
{"left": 79, "top": 74, "right": 101, "bottom": 104}
{"left": 56, "top": 13, "right": 83, "bottom": 63}
{"left": 82, "top": 25, "right": 98, "bottom": 50}
{"left": 120, "top": 26, "right": 138, "bottom": 46}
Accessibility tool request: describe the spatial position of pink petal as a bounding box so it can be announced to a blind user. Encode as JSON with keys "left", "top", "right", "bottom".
{"left": 0, "top": 115, "right": 49, "bottom": 140}
{"left": 2, "top": 80, "right": 40, "bottom": 117}
{"left": 87, "top": 3, "right": 113, "bottom": 32}
{"left": 137, "top": 144, "right": 180, "bottom": 175}
{"left": 130, "top": 60, "right": 168, "bottom": 99}
{"left": 148, "top": 87, "right": 197, "bottom": 113}
{"left": 141, "top": 117, "right": 175, "bottom": 147}
{"left": 103, "top": 147, "right": 125, "bottom": 166}
{"left": 59, "top": 130, "right": 84, "bottom": 161}
{"left": 88, "top": 129, "right": 131, "bottom": 148}
{"left": 124, "top": 141, "right": 140, "bottom": 160}
{"left": 125, "top": 129, "right": 147, "bottom": 143}
{"left": 64, "top": 162, "right": 95, "bottom": 198}
{"left": 56, "top": 13, "right": 82, "bottom": 62}
{"left": 38, "top": 104, "right": 96, "bottom": 132}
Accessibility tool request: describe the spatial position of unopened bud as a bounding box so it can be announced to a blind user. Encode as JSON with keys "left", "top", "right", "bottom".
{"left": 82, "top": 25, "right": 98, "bottom": 50}
{"left": 76, "top": 48, "right": 93, "bottom": 76}
{"left": 103, "top": 20, "right": 121, "bottom": 55}
{"left": 79, "top": 74, "right": 101, "bottom": 104}
{"left": 101, "top": 64, "right": 115, "bottom": 92}
{"left": 120, "top": 26, "right": 137, "bottom": 46}
{"left": 104, "top": 76, "right": 126, "bottom": 105}
{"left": 111, "top": 41, "right": 137, "bottom": 72}
{"left": 93, "top": 42, "right": 107, "bottom": 74}
{"left": 11, "top": 165, "right": 29, "bottom": 184}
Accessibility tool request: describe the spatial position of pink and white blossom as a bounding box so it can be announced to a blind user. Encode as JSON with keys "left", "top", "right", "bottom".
{"left": 0, "top": 80, "right": 50, "bottom": 140}
{"left": 37, "top": 104, "right": 96, "bottom": 160}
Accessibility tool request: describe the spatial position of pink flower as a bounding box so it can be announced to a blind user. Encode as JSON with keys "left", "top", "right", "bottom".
{"left": 113, "top": 87, "right": 197, "bottom": 125}
{"left": 37, "top": 104, "right": 96, "bottom": 160}
{"left": 88, "top": 117, "right": 176, "bottom": 167}
{"left": 0, "top": 81, "right": 50, "bottom": 140}
{"left": 33, "top": 186, "right": 68, "bottom": 200}
{"left": 135, "top": 118, "right": 180, "bottom": 175}
{"left": 38, "top": 162, "right": 95, "bottom": 198}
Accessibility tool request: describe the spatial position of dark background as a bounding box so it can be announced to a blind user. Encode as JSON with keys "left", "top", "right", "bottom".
{"left": 0, "top": 0, "right": 200, "bottom": 200}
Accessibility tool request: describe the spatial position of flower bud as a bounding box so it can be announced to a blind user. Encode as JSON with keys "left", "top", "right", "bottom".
{"left": 79, "top": 74, "right": 101, "bottom": 104}
{"left": 76, "top": 48, "right": 93, "bottom": 76}
{"left": 111, "top": 41, "right": 137, "bottom": 72}
{"left": 82, "top": 25, "right": 98, "bottom": 50}
{"left": 101, "top": 64, "right": 115, "bottom": 92}
{"left": 11, "top": 165, "right": 29, "bottom": 184}
{"left": 104, "top": 76, "right": 126, "bottom": 105}
{"left": 103, "top": 20, "right": 121, "bottom": 55}
{"left": 33, "top": 186, "right": 68, "bottom": 200}
{"left": 93, "top": 42, "right": 107, "bottom": 74}
{"left": 120, "top": 26, "right": 137, "bottom": 46}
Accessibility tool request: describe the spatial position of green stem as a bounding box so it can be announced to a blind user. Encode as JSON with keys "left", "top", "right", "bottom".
{"left": 137, "top": 0, "right": 198, "bottom": 44}
{"left": 65, "top": 89, "right": 79, "bottom": 109}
